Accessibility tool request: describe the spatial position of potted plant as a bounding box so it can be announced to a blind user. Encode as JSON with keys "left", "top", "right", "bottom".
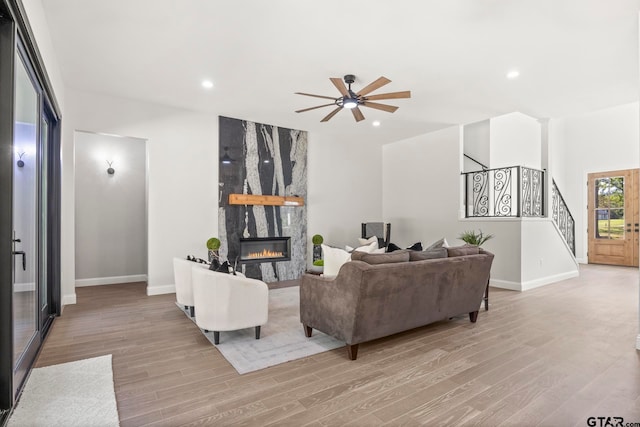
{"left": 206, "top": 237, "right": 221, "bottom": 266}
{"left": 458, "top": 229, "right": 494, "bottom": 246}
{"left": 311, "top": 259, "right": 324, "bottom": 273}
{"left": 312, "top": 234, "right": 323, "bottom": 262}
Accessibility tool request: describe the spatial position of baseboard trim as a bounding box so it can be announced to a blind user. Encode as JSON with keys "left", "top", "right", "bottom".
{"left": 490, "top": 279, "right": 521, "bottom": 291}
{"left": 75, "top": 274, "right": 147, "bottom": 287}
{"left": 521, "top": 270, "right": 579, "bottom": 291}
{"left": 147, "top": 284, "right": 176, "bottom": 296}
{"left": 62, "top": 293, "right": 77, "bottom": 306}
{"left": 576, "top": 257, "right": 588, "bottom": 264}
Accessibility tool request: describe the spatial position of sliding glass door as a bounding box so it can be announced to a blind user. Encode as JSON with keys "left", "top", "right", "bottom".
{"left": 12, "top": 45, "right": 41, "bottom": 391}
{"left": 0, "top": 1, "right": 61, "bottom": 422}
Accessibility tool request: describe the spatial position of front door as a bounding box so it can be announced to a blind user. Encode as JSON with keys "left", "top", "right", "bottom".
{"left": 587, "top": 169, "right": 639, "bottom": 267}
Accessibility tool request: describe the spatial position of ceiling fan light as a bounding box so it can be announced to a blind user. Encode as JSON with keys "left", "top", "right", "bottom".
{"left": 343, "top": 98, "right": 358, "bottom": 109}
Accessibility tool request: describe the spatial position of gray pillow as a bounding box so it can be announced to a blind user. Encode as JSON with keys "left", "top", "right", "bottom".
{"left": 409, "top": 247, "right": 448, "bottom": 261}
{"left": 447, "top": 244, "right": 480, "bottom": 257}
{"left": 350, "top": 250, "right": 410, "bottom": 265}
{"left": 425, "top": 237, "right": 447, "bottom": 251}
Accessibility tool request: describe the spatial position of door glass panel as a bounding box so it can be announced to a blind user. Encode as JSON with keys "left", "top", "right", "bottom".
{"left": 594, "top": 176, "right": 625, "bottom": 240}
{"left": 13, "top": 53, "right": 38, "bottom": 365}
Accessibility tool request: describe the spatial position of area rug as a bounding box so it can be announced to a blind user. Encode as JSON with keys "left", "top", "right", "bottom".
{"left": 178, "top": 286, "right": 344, "bottom": 374}
{"left": 8, "top": 354, "right": 119, "bottom": 426}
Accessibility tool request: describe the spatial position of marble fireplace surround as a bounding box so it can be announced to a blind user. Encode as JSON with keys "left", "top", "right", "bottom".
{"left": 218, "top": 116, "right": 307, "bottom": 282}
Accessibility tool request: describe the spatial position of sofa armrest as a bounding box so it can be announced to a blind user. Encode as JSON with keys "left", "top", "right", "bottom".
{"left": 300, "top": 264, "right": 364, "bottom": 343}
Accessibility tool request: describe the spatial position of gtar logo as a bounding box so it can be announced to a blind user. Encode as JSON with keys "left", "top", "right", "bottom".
{"left": 587, "top": 417, "right": 624, "bottom": 427}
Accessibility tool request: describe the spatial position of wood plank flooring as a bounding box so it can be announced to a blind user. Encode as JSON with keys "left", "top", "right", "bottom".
{"left": 34, "top": 264, "right": 640, "bottom": 426}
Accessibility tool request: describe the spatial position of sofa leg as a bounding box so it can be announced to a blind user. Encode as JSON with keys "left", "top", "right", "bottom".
{"left": 214, "top": 331, "right": 220, "bottom": 344}
{"left": 189, "top": 306, "right": 195, "bottom": 317}
{"left": 346, "top": 344, "right": 359, "bottom": 360}
{"left": 469, "top": 311, "right": 479, "bottom": 323}
{"left": 303, "top": 325, "right": 312, "bottom": 337}
{"left": 255, "top": 326, "right": 261, "bottom": 340}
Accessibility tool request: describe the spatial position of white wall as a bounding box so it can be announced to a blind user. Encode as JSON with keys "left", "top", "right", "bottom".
{"left": 74, "top": 131, "right": 147, "bottom": 284}
{"left": 307, "top": 132, "right": 383, "bottom": 253}
{"left": 463, "top": 119, "right": 490, "bottom": 172}
{"left": 490, "top": 112, "right": 541, "bottom": 169}
{"left": 521, "top": 219, "right": 578, "bottom": 290}
{"left": 62, "top": 89, "right": 218, "bottom": 301}
{"left": 383, "top": 127, "right": 463, "bottom": 248}
{"left": 550, "top": 102, "right": 639, "bottom": 262}
{"left": 21, "top": 0, "right": 65, "bottom": 110}
{"left": 61, "top": 89, "right": 384, "bottom": 304}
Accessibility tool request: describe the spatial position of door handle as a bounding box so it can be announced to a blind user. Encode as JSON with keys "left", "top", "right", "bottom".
{"left": 12, "top": 250, "right": 26, "bottom": 271}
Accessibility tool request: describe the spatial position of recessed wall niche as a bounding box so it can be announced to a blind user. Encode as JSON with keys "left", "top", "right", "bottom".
{"left": 218, "top": 116, "right": 307, "bottom": 281}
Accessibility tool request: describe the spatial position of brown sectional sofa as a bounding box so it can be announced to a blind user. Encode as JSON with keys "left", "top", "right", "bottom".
{"left": 300, "top": 247, "right": 494, "bottom": 360}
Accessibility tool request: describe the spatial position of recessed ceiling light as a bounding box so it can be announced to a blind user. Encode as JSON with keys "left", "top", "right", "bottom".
{"left": 372, "top": 121, "right": 381, "bottom": 127}
{"left": 506, "top": 70, "right": 520, "bottom": 80}
{"left": 201, "top": 80, "right": 214, "bottom": 89}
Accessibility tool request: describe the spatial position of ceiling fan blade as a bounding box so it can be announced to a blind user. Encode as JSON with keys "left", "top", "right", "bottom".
{"left": 295, "top": 103, "right": 336, "bottom": 113}
{"left": 356, "top": 76, "right": 391, "bottom": 96}
{"left": 364, "top": 91, "right": 411, "bottom": 101}
{"left": 361, "top": 101, "right": 399, "bottom": 113}
{"left": 295, "top": 92, "right": 337, "bottom": 101}
{"left": 351, "top": 107, "right": 365, "bottom": 122}
{"left": 321, "top": 107, "right": 343, "bottom": 122}
{"left": 330, "top": 77, "right": 350, "bottom": 97}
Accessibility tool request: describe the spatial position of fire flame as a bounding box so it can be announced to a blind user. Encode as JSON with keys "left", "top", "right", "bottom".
{"left": 247, "top": 249, "right": 284, "bottom": 259}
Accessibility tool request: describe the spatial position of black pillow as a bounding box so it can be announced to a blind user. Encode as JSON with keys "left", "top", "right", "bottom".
{"left": 208, "top": 258, "right": 221, "bottom": 271}
{"left": 215, "top": 261, "right": 231, "bottom": 274}
{"left": 406, "top": 242, "right": 423, "bottom": 251}
{"left": 386, "top": 243, "right": 402, "bottom": 252}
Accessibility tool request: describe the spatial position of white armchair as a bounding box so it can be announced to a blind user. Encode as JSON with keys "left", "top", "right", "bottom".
{"left": 173, "top": 257, "right": 209, "bottom": 317}
{"left": 191, "top": 267, "right": 269, "bottom": 344}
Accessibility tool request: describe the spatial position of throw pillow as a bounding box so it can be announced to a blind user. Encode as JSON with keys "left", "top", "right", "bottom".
{"left": 425, "top": 237, "right": 449, "bottom": 251}
{"left": 351, "top": 250, "right": 410, "bottom": 265}
{"left": 357, "top": 236, "right": 378, "bottom": 246}
{"left": 386, "top": 243, "right": 401, "bottom": 252}
{"left": 354, "top": 241, "right": 378, "bottom": 253}
{"left": 215, "top": 261, "right": 231, "bottom": 274}
{"left": 321, "top": 244, "right": 351, "bottom": 277}
{"left": 208, "top": 258, "right": 221, "bottom": 271}
{"left": 406, "top": 242, "right": 423, "bottom": 251}
{"left": 409, "top": 247, "right": 448, "bottom": 261}
{"left": 446, "top": 244, "right": 480, "bottom": 257}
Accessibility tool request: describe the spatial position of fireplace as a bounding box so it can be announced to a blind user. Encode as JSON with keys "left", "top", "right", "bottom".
{"left": 239, "top": 237, "right": 291, "bottom": 264}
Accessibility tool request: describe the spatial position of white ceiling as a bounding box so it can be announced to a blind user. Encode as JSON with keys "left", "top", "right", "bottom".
{"left": 41, "top": 0, "right": 640, "bottom": 144}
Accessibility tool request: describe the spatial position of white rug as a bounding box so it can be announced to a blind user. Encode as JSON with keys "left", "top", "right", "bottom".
{"left": 8, "top": 355, "right": 119, "bottom": 427}
{"left": 178, "top": 286, "right": 344, "bottom": 374}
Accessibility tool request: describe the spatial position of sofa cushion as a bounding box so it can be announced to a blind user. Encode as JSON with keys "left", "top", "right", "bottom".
{"left": 409, "top": 247, "right": 448, "bottom": 261}
{"left": 321, "top": 244, "right": 351, "bottom": 277}
{"left": 351, "top": 250, "right": 410, "bottom": 265}
{"left": 447, "top": 244, "right": 480, "bottom": 257}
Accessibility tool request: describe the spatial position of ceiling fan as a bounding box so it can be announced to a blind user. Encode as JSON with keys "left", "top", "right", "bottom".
{"left": 295, "top": 74, "right": 411, "bottom": 122}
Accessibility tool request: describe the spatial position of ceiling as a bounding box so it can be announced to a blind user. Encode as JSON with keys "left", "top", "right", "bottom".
{"left": 41, "top": 0, "right": 640, "bottom": 144}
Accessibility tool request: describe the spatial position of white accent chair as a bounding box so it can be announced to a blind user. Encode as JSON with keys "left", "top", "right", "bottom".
{"left": 191, "top": 267, "right": 269, "bottom": 344}
{"left": 173, "top": 257, "right": 209, "bottom": 317}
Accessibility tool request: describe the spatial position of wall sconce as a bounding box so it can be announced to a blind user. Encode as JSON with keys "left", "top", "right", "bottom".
{"left": 17, "top": 152, "right": 25, "bottom": 168}
{"left": 106, "top": 160, "right": 115, "bottom": 175}
{"left": 220, "top": 146, "right": 234, "bottom": 164}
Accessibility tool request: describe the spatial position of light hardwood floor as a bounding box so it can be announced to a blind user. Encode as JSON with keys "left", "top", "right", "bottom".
{"left": 34, "top": 264, "right": 640, "bottom": 426}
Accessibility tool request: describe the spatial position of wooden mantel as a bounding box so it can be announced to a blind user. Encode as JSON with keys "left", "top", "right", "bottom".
{"left": 228, "top": 194, "right": 305, "bottom": 207}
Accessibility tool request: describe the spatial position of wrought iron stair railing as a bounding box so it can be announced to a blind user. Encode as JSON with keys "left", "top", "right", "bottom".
{"left": 551, "top": 179, "right": 576, "bottom": 255}
{"left": 462, "top": 166, "right": 544, "bottom": 218}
